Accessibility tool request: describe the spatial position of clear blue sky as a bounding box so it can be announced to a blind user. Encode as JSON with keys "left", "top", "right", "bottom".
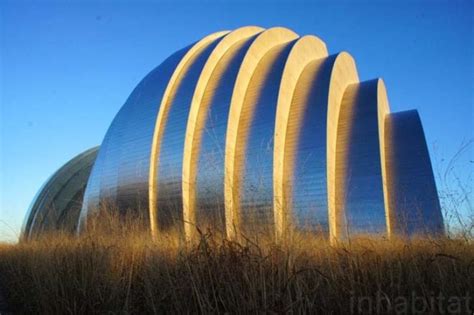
{"left": 1, "top": 0, "right": 472, "bottom": 242}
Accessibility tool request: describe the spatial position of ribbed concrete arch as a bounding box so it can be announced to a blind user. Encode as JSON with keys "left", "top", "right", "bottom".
{"left": 182, "top": 26, "right": 264, "bottom": 240}
{"left": 272, "top": 53, "right": 358, "bottom": 240}
{"left": 384, "top": 110, "right": 444, "bottom": 237}
{"left": 335, "top": 79, "right": 390, "bottom": 239}
{"left": 272, "top": 52, "right": 358, "bottom": 239}
{"left": 224, "top": 27, "right": 298, "bottom": 239}
{"left": 22, "top": 147, "right": 98, "bottom": 240}
{"left": 325, "top": 52, "right": 359, "bottom": 242}
{"left": 376, "top": 80, "right": 392, "bottom": 236}
{"left": 78, "top": 44, "right": 200, "bottom": 232}
{"left": 149, "top": 31, "right": 228, "bottom": 237}
{"left": 26, "top": 26, "right": 444, "bottom": 241}
{"left": 273, "top": 35, "right": 328, "bottom": 239}
{"left": 281, "top": 61, "right": 329, "bottom": 234}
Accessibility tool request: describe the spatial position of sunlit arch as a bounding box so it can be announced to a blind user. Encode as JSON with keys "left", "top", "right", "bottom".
{"left": 273, "top": 35, "right": 328, "bottom": 239}
{"left": 149, "top": 31, "right": 228, "bottom": 238}
{"left": 182, "top": 26, "right": 264, "bottom": 241}
{"left": 325, "top": 52, "right": 359, "bottom": 243}
{"left": 334, "top": 79, "right": 390, "bottom": 239}
{"left": 224, "top": 27, "right": 298, "bottom": 239}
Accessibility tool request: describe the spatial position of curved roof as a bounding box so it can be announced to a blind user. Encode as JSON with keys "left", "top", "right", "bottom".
{"left": 25, "top": 26, "right": 444, "bottom": 241}
{"left": 22, "top": 147, "right": 99, "bottom": 240}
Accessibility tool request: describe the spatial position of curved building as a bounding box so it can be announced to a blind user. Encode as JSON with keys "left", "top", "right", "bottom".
{"left": 22, "top": 26, "right": 444, "bottom": 241}
{"left": 21, "top": 147, "right": 99, "bottom": 240}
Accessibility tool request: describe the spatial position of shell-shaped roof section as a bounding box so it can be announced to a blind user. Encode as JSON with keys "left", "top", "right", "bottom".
{"left": 21, "top": 147, "right": 99, "bottom": 240}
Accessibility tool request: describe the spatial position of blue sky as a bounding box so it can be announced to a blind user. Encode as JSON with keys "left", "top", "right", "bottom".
{"left": 1, "top": 0, "right": 472, "bottom": 241}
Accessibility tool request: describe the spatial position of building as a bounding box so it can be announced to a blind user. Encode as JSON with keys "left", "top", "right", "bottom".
{"left": 22, "top": 147, "right": 98, "bottom": 239}
{"left": 22, "top": 26, "right": 444, "bottom": 241}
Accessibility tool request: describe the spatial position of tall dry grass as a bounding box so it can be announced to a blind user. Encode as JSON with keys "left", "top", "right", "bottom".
{"left": 0, "top": 143, "right": 472, "bottom": 314}
{"left": 0, "top": 211, "right": 473, "bottom": 314}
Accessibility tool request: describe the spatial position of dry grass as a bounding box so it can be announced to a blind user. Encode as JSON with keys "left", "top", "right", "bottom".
{"left": 0, "top": 214, "right": 473, "bottom": 314}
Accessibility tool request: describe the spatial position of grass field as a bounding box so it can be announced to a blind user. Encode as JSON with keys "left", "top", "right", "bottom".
{"left": 0, "top": 217, "right": 473, "bottom": 314}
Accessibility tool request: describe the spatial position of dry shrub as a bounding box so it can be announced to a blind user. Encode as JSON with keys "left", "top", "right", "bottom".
{"left": 0, "top": 216, "right": 473, "bottom": 314}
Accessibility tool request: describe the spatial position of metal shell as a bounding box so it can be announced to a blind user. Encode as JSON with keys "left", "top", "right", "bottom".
{"left": 23, "top": 26, "right": 444, "bottom": 241}
{"left": 22, "top": 147, "right": 98, "bottom": 240}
